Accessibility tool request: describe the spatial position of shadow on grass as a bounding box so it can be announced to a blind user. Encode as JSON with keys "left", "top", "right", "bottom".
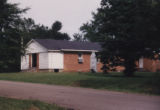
{"left": 75, "top": 73, "right": 160, "bottom": 95}
{"left": 85, "top": 72, "right": 160, "bottom": 78}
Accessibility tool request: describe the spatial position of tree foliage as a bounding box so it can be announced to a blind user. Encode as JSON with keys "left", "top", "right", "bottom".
{"left": 81, "top": 0, "right": 160, "bottom": 76}
{"left": 0, "top": 0, "right": 28, "bottom": 72}
{"left": 51, "top": 21, "right": 62, "bottom": 32}
{"left": 49, "top": 21, "right": 70, "bottom": 40}
{"left": 0, "top": 0, "right": 70, "bottom": 72}
{"left": 73, "top": 33, "right": 87, "bottom": 41}
{"left": 20, "top": 19, "right": 71, "bottom": 45}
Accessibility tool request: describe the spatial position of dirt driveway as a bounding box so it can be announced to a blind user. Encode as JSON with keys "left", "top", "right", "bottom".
{"left": 0, "top": 81, "right": 159, "bottom": 110}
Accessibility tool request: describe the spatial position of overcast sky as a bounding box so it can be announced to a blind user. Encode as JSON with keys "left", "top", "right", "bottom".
{"left": 9, "top": 0, "right": 101, "bottom": 37}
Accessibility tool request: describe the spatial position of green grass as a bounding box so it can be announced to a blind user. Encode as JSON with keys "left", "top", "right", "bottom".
{"left": 0, "top": 72, "right": 160, "bottom": 95}
{"left": 0, "top": 97, "right": 66, "bottom": 110}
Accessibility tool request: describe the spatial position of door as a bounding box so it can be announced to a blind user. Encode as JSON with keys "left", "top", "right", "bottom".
{"left": 32, "top": 53, "right": 37, "bottom": 68}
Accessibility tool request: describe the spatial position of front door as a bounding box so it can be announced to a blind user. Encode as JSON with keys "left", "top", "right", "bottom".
{"left": 30, "top": 53, "right": 39, "bottom": 71}
{"left": 32, "top": 54, "right": 37, "bottom": 68}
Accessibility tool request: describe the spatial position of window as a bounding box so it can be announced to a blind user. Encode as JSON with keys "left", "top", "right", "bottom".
{"left": 32, "top": 54, "right": 37, "bottom": 68}
{"left": 78, "top": 53, "right": 83, "bottom": 64}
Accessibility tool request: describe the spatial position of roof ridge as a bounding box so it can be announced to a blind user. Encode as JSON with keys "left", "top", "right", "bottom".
{"left": 33, "top": 39, "right": 101, "bottom": 51}
{"left": 34, "top": 38, "right": 98, "bottom": 43}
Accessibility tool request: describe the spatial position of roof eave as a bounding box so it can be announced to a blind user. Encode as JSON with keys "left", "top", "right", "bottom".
{"left": 48, "top": 50, "right": 61, "bottom": 52}
{"left": 61, "top": 49, "right": 99, "bottom": 52}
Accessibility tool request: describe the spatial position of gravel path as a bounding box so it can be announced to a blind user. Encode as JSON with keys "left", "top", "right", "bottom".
{"left": 0, "top": 80, "right": 160, "bottom": 110}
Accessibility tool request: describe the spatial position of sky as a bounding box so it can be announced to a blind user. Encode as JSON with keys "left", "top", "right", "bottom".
{"left": 9, "top": 0, "right": 101, "bottom": 37}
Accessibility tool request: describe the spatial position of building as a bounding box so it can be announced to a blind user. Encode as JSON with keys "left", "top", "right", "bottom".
{"left": 21, "top": 39, "right": 103, "bottom": 72}
{"left": 138, "top": 58, "right": 160, "bottom": 72}
{"left": 21, "top": 39, "right": 160, "bottom": 73}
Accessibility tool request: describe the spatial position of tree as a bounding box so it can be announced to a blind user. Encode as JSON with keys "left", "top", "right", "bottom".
{"left": 51, "top": 21, "right": 62, "bottom": 32}
{"left": 81, "top": 0, "right": 160, "bottom": 76}
{"left": 0, "top": 0, "right": 70, "bottom": 73}
{"left": 0, "top": 0, "right": 28, "bottom": 72}
{"left": 31, "top": 24, "right": 49, "bottom": 40}
{"left": 49, "top": 21, "right": 70, "bottom": 40}
{"left": 73, "top": 33, "right": 86, "bottom": 41}
{"left": 15, "top": 18, "right": 37, "bottom": 46}
{"left": 80, "top": 23, "right": 98, "bottom": 42}
{"left": 18, "top": 19, "right": 71, "bottom": 43}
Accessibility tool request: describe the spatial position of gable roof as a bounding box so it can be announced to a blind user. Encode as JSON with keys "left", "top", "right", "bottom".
{"left": 33, "top": 39, "right": 102, "bottom": 52}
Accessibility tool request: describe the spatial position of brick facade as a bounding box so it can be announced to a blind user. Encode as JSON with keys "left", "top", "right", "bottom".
{"left": 63, "top": 52, "right": 92, "bottom": 72}
{"left": 143, "top": 58, "right": 160, "bottom": 72}
{"left": 63, "top": 52, "right": 125, "bottom": 73}
{"left": 97, "top": 62, "right": 103, "bottom": 72}
{"left": 29, "top": 51, "right": 160, "bottom": 73}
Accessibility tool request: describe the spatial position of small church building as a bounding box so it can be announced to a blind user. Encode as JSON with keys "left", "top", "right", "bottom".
{"left": 21, "top": 39, "right": 160, "bottom": 73}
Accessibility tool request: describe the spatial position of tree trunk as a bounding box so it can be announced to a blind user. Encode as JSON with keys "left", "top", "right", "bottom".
{"left": 123, "top": 59, "right": 136, "bottom": 77}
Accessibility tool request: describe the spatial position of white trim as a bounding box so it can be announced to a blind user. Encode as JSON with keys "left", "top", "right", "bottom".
{"left": 61, "top": 49, "right": 99, "bottom": 52}
{"left": 139, "top": 58, "right": 144, "bottom": 68}
{"left": 48, "top": 50, "right": 61, "bottom": 52}
{"left": 26, "top": 39, "right": 48, "bottom": 50}
{"left": 26, "top": 52, "right": 47, "bottom": 54}
{"left": 26, "top": 41, "right": 48, "bottom": 54}
{"left": 25, "top": 39, "right": 34, "bottom": 48}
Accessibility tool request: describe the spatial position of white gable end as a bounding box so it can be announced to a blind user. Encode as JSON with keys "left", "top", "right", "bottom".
{"left": 26, "top": 41, "right": 47, "bottom": 54}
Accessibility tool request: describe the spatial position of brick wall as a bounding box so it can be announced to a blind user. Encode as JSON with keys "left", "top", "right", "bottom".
{"left": 143, "top": 58, "right": 160, "bottom": 72}
{"left": 97, "top": 62, "right": 103, "bottom": 72}
{"left": 63, "top": 52, "right": 124, "bottom": 73}
{"left": 63, "top": 52, "right": 91, "bottom": 72}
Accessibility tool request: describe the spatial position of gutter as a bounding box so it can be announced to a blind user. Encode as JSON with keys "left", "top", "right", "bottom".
{"left": 48, "top": 49, "right": 99, "bottom": 52}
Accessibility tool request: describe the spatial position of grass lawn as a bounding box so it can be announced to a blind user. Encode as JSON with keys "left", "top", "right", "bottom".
{"left": 0, "top": 72, "right": 160, "bottom": 95}
{"left": 0, "top": 97, "right": 65, "bottom": 110}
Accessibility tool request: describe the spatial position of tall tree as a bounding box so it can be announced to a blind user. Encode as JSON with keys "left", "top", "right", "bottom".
{"left": 15, "top": 18, "right": 37, "bottom": 46}
{"left": 31, "top": 24, "right": 49, "bottom": 40}
{"left": 0, "top": 0, "right": 28, "bottom": 72}
{"left": 73, "top": 33, "right": 86, "bottom": 41}
{"left": 0, "top": 1, "right": 70, "bottom": 72}
{"left": 18, "top": 19, "right": 71, "bottom": 44}
{"left": 80, "top": 23, "right": 98, "bottom": 41}
{"left": 81, "top": 0, "right": 160, "bottom": 76}
{"left": 51, "top": 21, "right": 62, "bottom": 32}
{"left": 26, "top": 20, "right": 71, "bottom": 40}
{"left": 49, "top": 21, "right": 70, "bottom": 40}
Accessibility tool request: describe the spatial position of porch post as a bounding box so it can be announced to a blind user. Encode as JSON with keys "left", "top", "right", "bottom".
{"left": 36, "top": 53, "right": 39, "bottom": 71}
{"left": 29, "top": 54, "right": 32, "bottom": 69}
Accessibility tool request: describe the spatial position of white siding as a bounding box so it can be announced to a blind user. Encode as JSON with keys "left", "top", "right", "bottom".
{"left": 26, "top": 41, "right": 47, "bottom": 54}
{"left": 21, "top": 40, "right": 64, "bottom": 70}
{"left": 139, "top": 58, "right": 144, "bottom": 68}
{"left": 21, "top": 55, "right": 29, "bottom": 70}
{"left": 90, "top": 52, "right": 97, "bottom": 72}
{"left": 39, "top": 53, "right": 49, "bottom": 69}
{"left": 48, "top": 52, "right": 64, "bottom": 69}
{"left": 21, "top": 40, "right": 49, "bottom": 70}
